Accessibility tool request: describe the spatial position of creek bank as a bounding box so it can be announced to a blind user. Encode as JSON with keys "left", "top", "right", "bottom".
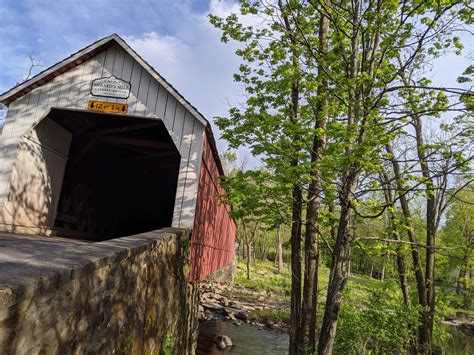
{"left": 198, "top": 281, "right": 290, "bottom": 332}
{"left": 198, "top": 280, "right": 474, "bottom": 351}
{"left": 442, "top": 313, "right": 474, "bottom": 337}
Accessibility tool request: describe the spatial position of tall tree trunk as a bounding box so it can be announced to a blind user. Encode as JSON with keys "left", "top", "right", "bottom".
{"left": 278, "top": 4, "right": 304, "bottom": 353}
{"left": 456, "top": 267, "right": 466, "bottom": 295}
{"left": 396, "top": 251, "right": 411, "bottom": 306}
{"left": 318, "top": 170, "right": 358, "bottom": 355}
{"left": 329, "top": 202, "right": 337, "bottom": 240}
{"left": 381, "top": 258, "right": 386, "bottom": 282}
{"left": 290, "top": 183, "right": 303, "bottom": 354}
{"left": 288, "top": 58, "right": 303, "bottom": 355}
{"left": 246, "top": 241, "right": 251, "bottom": 280}
{"left": 386, "top": 143, "right": 428, "bottom": 350}
{"left": 381, "top": 170, "right": 411, "bottom": 306}
{"left": 276, "top": 224, "right": 284, "bottom": 273}
{"left": 300, "top": 1, "right": 330, "bottom": 351}
{"left": 412, "top": 115, "right": 436, "bottom": 352}
{"left": 319, "top": 1, "right": 361, "bottom": 349}
{"left": 466, "top": 268, "right": 472, "bottom": 309}
{"left": 253, "top": 243, "right": 257, "bottom": 267}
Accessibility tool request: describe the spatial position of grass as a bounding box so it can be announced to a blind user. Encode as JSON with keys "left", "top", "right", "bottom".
{"left": 233, "top": 258, "right": 382, "bottom": 332}
{"left": 231, "top": 259, "right": 473, "bottom": 353}
{"left": 233, "top": 258, "right": 472, "bottom": 319}
{"left": 248, "top": 309, "right": 291, "bottom": 328}
{"left": 234, "top": 258, "right": 337, "bottom": 300}
{"left": 438, "top": 291, "right": 474, "bottom": 318}
{"left": 234, "top": 259, "right": 293, "bottom": 296}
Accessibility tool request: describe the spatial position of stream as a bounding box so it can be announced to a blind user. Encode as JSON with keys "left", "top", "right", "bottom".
{"left": 197, "top": 320, "right": 473, "bottom": 354}
{"left": 197, "top": 320, "right": 289, "bottom": 354}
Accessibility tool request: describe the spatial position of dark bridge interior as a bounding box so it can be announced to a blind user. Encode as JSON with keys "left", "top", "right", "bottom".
{"left": 50, "top": 109, "right": 180, "bottom": 241}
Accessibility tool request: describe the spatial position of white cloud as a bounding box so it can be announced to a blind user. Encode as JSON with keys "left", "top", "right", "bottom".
{"left": 121, "top": 0, "right": 260, "bottom": 165}
{"left": 0, "top": 0, "right": 259, "bottom": 165}
{"left": 208, "top": 0, "right": 241, "bottom": 18}
{"left": 123, "top": 2, "right": 245, "bottom": 147}
{"left": 125, "top": 32, "right": 189, "bottom": 67}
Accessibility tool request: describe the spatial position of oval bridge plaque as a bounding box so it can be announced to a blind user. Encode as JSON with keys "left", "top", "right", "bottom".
{"left": 91, "top": 75, "right": 131, "bottom": 99}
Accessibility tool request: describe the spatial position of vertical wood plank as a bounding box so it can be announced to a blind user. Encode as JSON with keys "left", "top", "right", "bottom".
{"left": 163, "top": 95, "right": 177, "bottom": 141}
{"left": 3, "top": 118, "right": 71, "bottom": 228}
{"left": 120, "top": 50, "right": 134, "bottom": 84}
{"left": 87, "top": 50, "right": 108, "bottom": 103}
{"left": 145, "top": 79, "right": 159, "bottom": 118}
{"left": 172, "top": 113, "right": 194, "bottom": 226}
{"left": 101, "top": 46, "right": 115, "bottom": 77}
{"left": 56, "top": 66, "right": 78, "bottom": 108}
{"left": 0, "top": 102, "right": 23, "bottom": 208}
{"left": 172, "top": 103, "right": 186, "bottom": 147}
{"left": 154, "top": 84, "right": 168, "bottom": 120}
{"left": 127, "top": 59, "right": 143, "bottom": 115}
{"left": 101, "top": 46, "right": 119, "bottom": 103}
{"left": 134, "top": 70, "right": 151, "bottom": 117}
{"left": 112, "top": 47, "right": 126, "bottom": 78}
{"left": 32, "top": 79, "right": 54, "bottom": 127}
{"left": 0, "top": 103, "right": 21, "bottom": 173}
{"left": 74, "top": 57, "right": 96, "bottom": 110}
{"left": 19, "top": 86, "right": 42, "bottom": 139}
{"left": 66, "top": 59, "right": 87, "bottom": 109}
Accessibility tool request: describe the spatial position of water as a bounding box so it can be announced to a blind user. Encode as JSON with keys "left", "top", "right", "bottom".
{"left": 197, "top": 320, "right": 473, "bottom": 354}
{"left": 197, "top": 320, "right": 289, "bottom": 354}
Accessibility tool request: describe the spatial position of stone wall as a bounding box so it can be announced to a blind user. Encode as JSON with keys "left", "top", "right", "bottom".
{"left": 0, "top": 228, "right": 198, "bottom": 354}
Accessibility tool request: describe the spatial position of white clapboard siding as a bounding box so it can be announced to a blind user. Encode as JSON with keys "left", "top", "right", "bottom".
{"left": 100, "top": 46, "right": 119, "bottom": 104}
{"left": 112, "top": 47, "right": 126, "bottom": 79}
{"left": 0, "top": 95, "right": 33, "bottom": 210}
{"left": 56, "top": 65, "right": 79, "bottom": 109}
{"left": 171, "top": 103, "right": 186, "bottom": 147}
{"left": 1, "top": 118, "right": 71, "bottom": 228}
{"left": 75, "top": 57, "right": 95, "bottom": 109}
{"left": 145, "top": 76, "right": 159, "bottom": 118}
{"left": 172, "top": 116, "right": 205, "bottom": 227}
{"left": 155, "top": 84, "right": 168, "bottom": 120}
{"left": 134, "top": 70, "right": 151, "bottom": 117}
{"left": 163, "top": 94, "right": 177, "bottom": 130}
{"left": 0, "top": 42, "right": 207, "bottom": 229}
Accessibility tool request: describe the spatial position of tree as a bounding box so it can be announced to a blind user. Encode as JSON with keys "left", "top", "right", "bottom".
{"left": 1, "top": 53, "right": 44, "bottom": 132}
{"left": 275, "top": 224, "right": 285, "bottom": 272}
{"left": 442, "top": 187, "right": 474, "bottom": 308}
{"left": 314, "top": 1, "right": 472, "bottom": 352}
{"left": 299, "top": 1, "right": 330, "bottom": 350}
{"left": 221, "top": 168, "right": 290, "bottom": 280}
{"left": 211, "top": 3, "right": 312, "bottom": 351}
{"left": 211, "top": 1, "right": 472, "bottom": 353}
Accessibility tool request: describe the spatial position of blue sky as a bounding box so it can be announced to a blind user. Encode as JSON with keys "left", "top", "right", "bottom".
{"left": 0, "top": 0, "right": 472, "bottom": 162}
{"left": 0, "top": 1, "right": 242, "bottom": 110}
{"left": 0, "top": 0, "right": 246, "bottom": 153}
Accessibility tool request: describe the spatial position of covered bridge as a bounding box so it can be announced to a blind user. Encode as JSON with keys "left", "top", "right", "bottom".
{"left": 0, "top": 34, "right": 235, "bottom": 281}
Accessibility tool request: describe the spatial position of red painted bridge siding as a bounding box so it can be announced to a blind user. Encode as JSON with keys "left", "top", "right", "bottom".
{"left": 190, "top": 132, "right": 236, "bottom": 281}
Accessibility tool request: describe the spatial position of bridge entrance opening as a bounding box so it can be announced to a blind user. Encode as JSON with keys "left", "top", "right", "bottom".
{"left": 49, "top": 109, "right": 181, "bottom": 240}
{"left": 2, "top": 108, "right": 180, "bottom": 240}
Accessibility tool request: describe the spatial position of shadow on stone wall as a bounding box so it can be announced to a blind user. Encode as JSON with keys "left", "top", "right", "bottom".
{"left": 0, "top": 228, "right": 198, "bottom": 354}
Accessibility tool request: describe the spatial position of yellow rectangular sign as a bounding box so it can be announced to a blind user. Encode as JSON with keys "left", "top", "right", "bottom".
{"left": 87, "top": 100, "right": 128, "bottom": 114}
